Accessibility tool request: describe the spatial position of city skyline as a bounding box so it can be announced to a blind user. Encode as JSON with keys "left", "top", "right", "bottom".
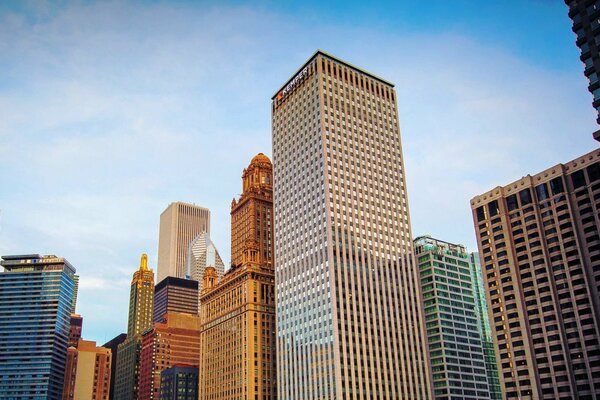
{"left": 0, "top": 0, "right": 597, "bottom": 344}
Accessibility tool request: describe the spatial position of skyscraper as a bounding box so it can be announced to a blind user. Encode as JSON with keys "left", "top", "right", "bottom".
{"left": 114, "top": 254, "right": 155, "bottom": 400}
{"left": 230, "top": 153, "right": 274, "bottom": 267}
{"left": 153, "top": 276, "right": 199, "bottom": 323}
{"left": 185, "top": 232, "right": 224, "bottom": 282}
{"left": 158, "top": 202, "right": 211, "bottom": 281}
{"left": 68, "top": 313, "right": 83, "bottom": 348}
{"left": 62, "top": 339, "right": 112, "bottom": 400}
{"left": 0, "top": 254, "right": 78, "bottom": 400}
{"left": 102, "top": 333, "right": 127, "bottom": 400}
{"left": 271, "top": 50, "right": 431, "bottom": 399}
{"left": 160, "top": 365, "right": 198, "bottom": 400}
{"left": 565, "top": 0, "right": 600, "bottom": 135}
{"left": 470, "top": 148, "right": 600, "bottom": 399}
{"left": 414, "top": 235, "right": 495, "bottom": 400}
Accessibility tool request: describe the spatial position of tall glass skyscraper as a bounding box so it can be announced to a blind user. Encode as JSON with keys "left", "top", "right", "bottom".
{"left": 272, "top": 50, "right": 431, "bottom": 399}
{"left": 0, "top": 254, "right": 77, "bottom": 400}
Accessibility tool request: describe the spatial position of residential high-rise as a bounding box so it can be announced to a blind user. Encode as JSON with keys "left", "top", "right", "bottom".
{"left": 185, "top": 232, "right": 224, "bottom": 282}
{"left": 565, "top": 0, "right": 600, "bottom": 136}
{"left": 153, "top": 276, "right": 199, "bottom": 323}
{"left": 114, "top": 254, "right": 155, "bottom": 400}
{"left": 138, "top": 313, "right": 201, "bottom": 400}
{"left": 68, "top": 313, "right": 83, "bottom": 348}
{"left": 199, "top": 243, "right": 276, "bottom": 400}
{"left": 157, "top": 202, "right": 211, "bottom": 281}
{"left": 102, "top": 333, "right": 127, "bottom": 400}
{"left": 271, "top": 50, "right": 431, "bottom": 399}
{"left": 62, "top": 339, "right": 112, "bottom": 400}
{"left": 469, "top": 252, "right": 502, "bottom": 400}
{"left": 160, "top": 365, "right": 198, "bottom": 400}
{"left": 470, "top": 148, "right": 600, "bottom": 399}
{"left": 414, "top": 235, "right": 494, "bottom": 400}
{"left": 0, "top": 254, "right": 77, "bottom": 400}
{"left": 230, "top": 153, "right": 274, "bottom": 267}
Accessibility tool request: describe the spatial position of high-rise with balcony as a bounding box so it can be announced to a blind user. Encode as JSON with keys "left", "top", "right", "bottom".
{"left": 0, "top": 254, "right": 78, "bottom": 400}
{"left": 470, "top": 148, "right": 600, "bottom": 399}
{"left": 271, "top": 50, "right": 431, "bottom": 399}
{"left": 158, "top": 202, "right": 211, "bottom": 281}
{"left": 565, "top": 0, "right": 600, "bottom": 135}
{"left": 414, "top": 235, "right": 498, "bottom": 400}
{"left": 114, "top": 254, "right": 155, "bottom": 400}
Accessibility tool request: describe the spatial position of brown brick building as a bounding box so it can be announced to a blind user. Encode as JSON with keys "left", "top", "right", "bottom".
{"left": 471, "top": 148, "right": 600, "bottom": 399}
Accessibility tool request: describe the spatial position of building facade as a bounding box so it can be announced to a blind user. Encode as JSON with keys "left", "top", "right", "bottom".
{"left": 160, "top": 365, "right": 198, "bottom": 400}
{"left": 62, "top": 339, "right": 112, "bottom": 400}
{"left": 199, "top": 243, "right": 276, "bottom": 400}
{"left": 0, "top": 254, "right": 77, "bottom": 400}
{"left": 470, "top": 148, "right": 600, "bottom": 399}
{"left": 230, "top": 153, "right": 274, "bottom": 267}
{"left": 153, "top": 276, "right": 199, "bottom": 323}
{"left": 138, "top": 312, "right": 201, "bottom": 400}
{"left": 158, "top": 202, "right": 211, "bottom": 281}
{"left": 414, "top": 235, "right": 494, "bottom": 400}
{"left": 68, "top": 313, "right": 83, "bottom": 348}
{"left": 185, "top": 232, "right": 224, "bottom": 283}
{"left": 102, "top": 333, "right": 127, "bottom": 400}
{"left": 114, "top": 254, "right": 155, "bottom": 400}
{"left": 565, "top": 0, "right": 600, "bottom": 130}
{"left": 271, "top": 50, "right": 431, "bottom": 399}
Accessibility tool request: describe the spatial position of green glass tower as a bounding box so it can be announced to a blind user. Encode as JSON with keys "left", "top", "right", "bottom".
{"left": 414, "top": 236, "right": 492, "bottom": 400}
{"left": 470, "top": 252, "right": 501, "bottom": 400}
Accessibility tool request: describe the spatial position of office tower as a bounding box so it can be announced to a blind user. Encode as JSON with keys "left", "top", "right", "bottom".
{"left": 160, "top": 365, "right": 199, "bottom": 400}
{"left": 199, "top": 243, "right": 276, "bottom": 400}
{"left": 62, "top": 339, "right": 112, "bottom": 400}
{"left": 158, "top": 202, "right": 211, "bottom": 281}
{"left": 0, "top": 254, "right": 77, "bottom": 400}
{"left": 138, "top": 313, "right": 201, "bottom": 400}
{"left": 186, "top": 232, "right": 224, "bottom": 282}
{"left": 153, "top": 276, "right": 199, "bottom": 323}
{"left": 68, "top": 313, "right": 83, "bottom": 348}
{"left": 114, "top": 254, "right": 155, "bottom": 400}
{"left": 271, "top": 50, "right": 431, "bottom": 399}
{"left": 565, "top": 0, "right": 600, "bottom": 136}
{"left": 102, "top": 333, "right": 127, "bottom": 400}
{"left": 230, "top": 153, "right": 274, "bottom": 267}
{"left": 469, "top": 253, "right": 502, "bottom": 400}
{"left": 414, "top": 235, "right": 493, "bottom": 400}
{"left": 470, "top": 148, "right": 600, "bottom": 399}
{"left": 71, "top": 274, "right": 79, "bottom": 312}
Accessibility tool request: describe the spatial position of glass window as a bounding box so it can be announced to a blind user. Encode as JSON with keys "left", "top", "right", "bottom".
{"left": 488, "top": 200, "right": 499, "bottom": 217}
{"left": 535, "top": 183, "right": 549, "bottom": 201}
{"left": 550, "top": 177, "right": 564, "bottom": 195}
{"left": 506, "top": 194, "right": 518, "bottom": 211}
{"left": 519, "top": 188, "right": 532, "bottom": 205}
{"left": 476, "top": 206, "right": 486, "bottom": 222}
{"left": 587, "top": 162, "right": 600, "bottom": 182}
{"left": 571, "top": 170, "right": 586, "bottom": 189}
{"left": 589, "top": 72, "right": 598, "bottom": 84}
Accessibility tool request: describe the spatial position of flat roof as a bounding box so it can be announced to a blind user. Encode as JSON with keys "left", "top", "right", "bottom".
{"left": 272, "top": 49, "right": 394, "bottom": 99}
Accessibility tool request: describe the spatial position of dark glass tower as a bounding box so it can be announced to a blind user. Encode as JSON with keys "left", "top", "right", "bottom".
{"left": 565, "top": 0, "right": 600, "bottom": 139}
{"left": 153, "top": 276, "right": 198, "bottom": 323}
{"left": 0, "top": 254, "right": 77, "bottom": 400}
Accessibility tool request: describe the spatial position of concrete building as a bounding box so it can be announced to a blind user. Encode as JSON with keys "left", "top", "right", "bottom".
{"left": 271, "top": 50, "right": 431, "bottom": 399}
{"left": 102, "top": 333, "right": 127, "bottom": 400}
{"left": 68, "top": 313, "right": 83, "bottom": 348}
{"left": 153, "top": 276, "right": 199, "bottom": 323}
{"left": 114, "top": 254, "right": 155, "bottom": 400}
{"left": 62, "top": 339, "right": 111, "bottom": 400}
{"left": 565, "top": 0, "right": 600, "bottom": 134}
{"left": 230, "top": 153, "right": 274, "bottom": 267}
{"left": 414, "top": 235, "right": 494, "bottom": 400}
{"left": 138, "top": 313, "right": 201, "bottom": 400}
{"left": 185, "top": 232, "right": 224, "bottom": 284}
{"left": 470, "top": 148, "right": 600, "bottom": 399}
{"left": 158, "top": 202, "right": 211, "bottom": 281}
{"left": 0, "top": 254, "right": 78, "bottom": 400}
{"left": 199, "top": 242, "right": 276, "bottom": 400}
{"left": 160, "top": 365, "right": 198, "bottom": 400}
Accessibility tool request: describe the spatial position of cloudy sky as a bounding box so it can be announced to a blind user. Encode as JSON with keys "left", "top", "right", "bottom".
{"left": 0, "top": 0, "right": 597, "bottom": 343}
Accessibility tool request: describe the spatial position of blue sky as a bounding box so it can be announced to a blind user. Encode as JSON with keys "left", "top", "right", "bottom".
{"left": 0, "top": 0, "right": 597, "bottom": 344}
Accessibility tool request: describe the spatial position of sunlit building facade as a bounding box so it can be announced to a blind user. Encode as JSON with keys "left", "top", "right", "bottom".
{"left": 470, "top": 148, "right": 600, "bottom": 399}
{"left": 62, "top": 339, "right": 111, "bottom": 400}
{"left": 0, "top": 254, "right": 77, "bottom": 400}
{"left": 271, "top": 50, "right": 431, "bottom": 399}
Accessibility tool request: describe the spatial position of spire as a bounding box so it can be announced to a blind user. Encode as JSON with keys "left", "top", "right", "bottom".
{"left": 140, "top": 253, "right": 148, "bottom": 271}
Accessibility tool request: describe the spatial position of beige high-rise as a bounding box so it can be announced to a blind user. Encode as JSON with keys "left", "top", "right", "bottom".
{"left": 272, "top": 50, "right": 432, "bottom": 399}
{"left": 157, "top": 202, "right": 211, "bottom": 281}
{"left": 471, "top": 148, "right": 600, "bottom": 399}
{"left": 62, "top": 339, "right": 112, "bottom": 400}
